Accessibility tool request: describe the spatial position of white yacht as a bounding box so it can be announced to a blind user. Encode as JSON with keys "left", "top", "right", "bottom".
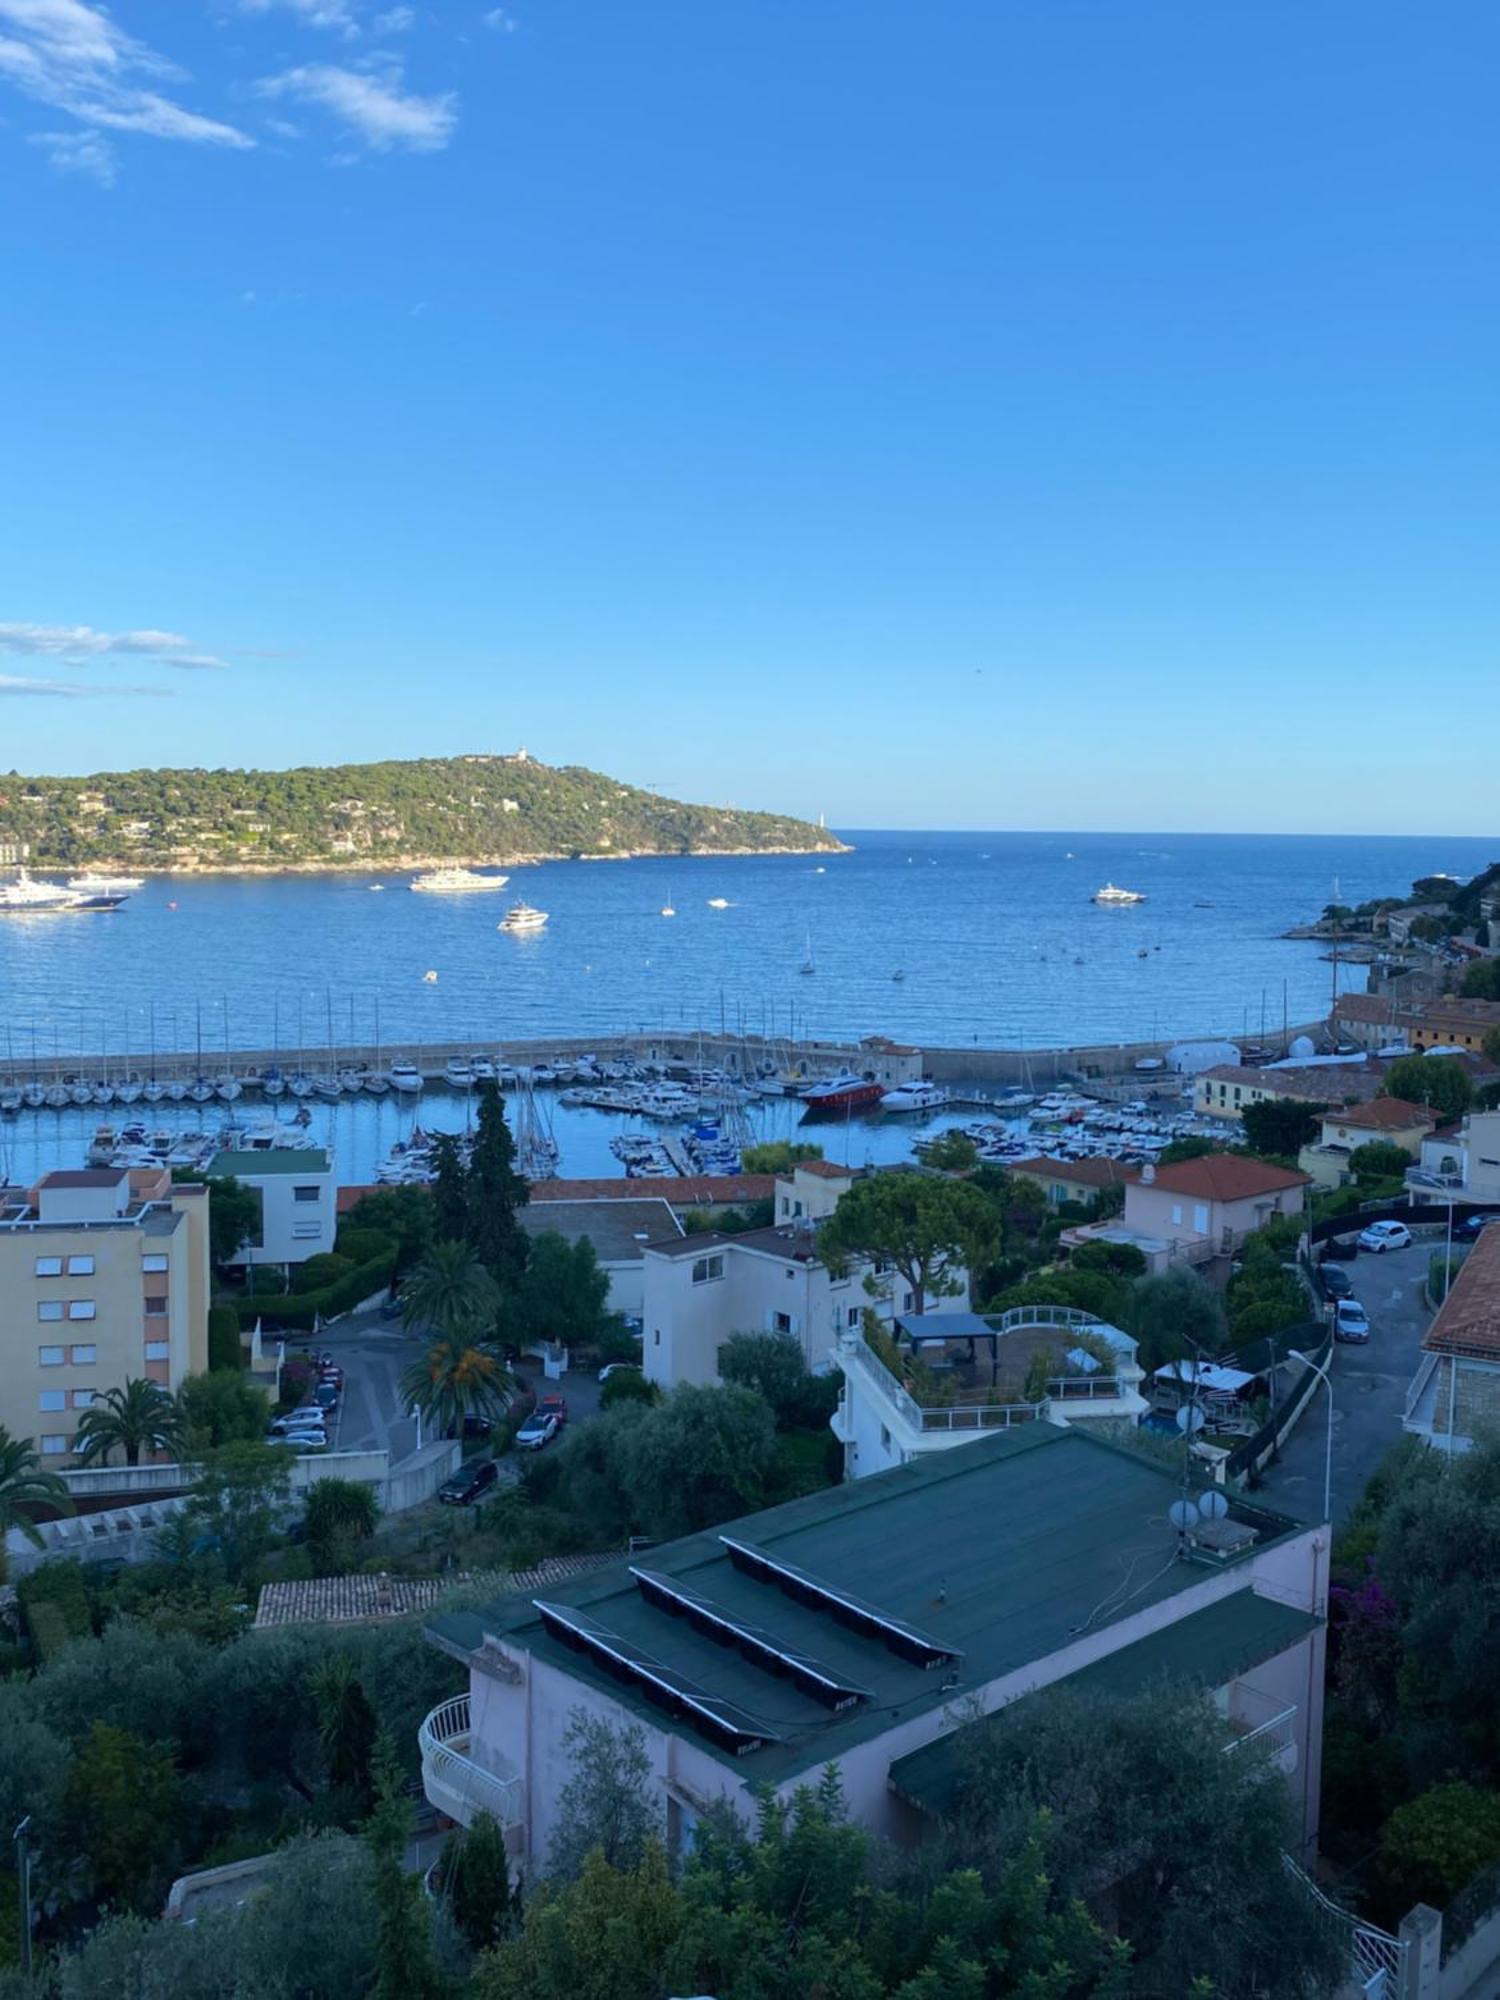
{"left": 67, "top": 871, "right": 144, "bottom": 895}
{"left": 388, "top": 1059, "right": 424, "bottom": 1094}
{"left": 1092, "top": 883, "right": 1146, "bottom": 905}
{"left": 472, "top": 1056, "right": 498, "bottom": 1083}
{"left": 444, "top": 1057, "right": 476, "bottom": 1089}
{"left": 880, "top": 1081, "right": 949, "bottom": 1113}
{"left": 0, "top": 872, "right": 82, "bottom": 914}
{"left": 498, "top": 901, "right": 548, "bottom": 934}
{"left": 409, "top": 867, "right": 510, "bottom": 894}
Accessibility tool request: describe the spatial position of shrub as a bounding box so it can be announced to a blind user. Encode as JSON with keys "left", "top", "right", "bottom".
{"left": 207, "top": 1304, "right": 243, "bottom": 1373}
{"left": 292, "top": 1252, "right": 356, "bottom": 1296}
{"left": 18, "top": 1561, "right": 94, "bottom": 1662}
{"left": 333, "top": 1228, "right": 390, "bottom": 1267}
{"left": 1380, "top": 1782, "right": 1500, "bottom": 1913}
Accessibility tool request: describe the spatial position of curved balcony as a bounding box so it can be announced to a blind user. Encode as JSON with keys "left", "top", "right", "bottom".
{"left": 419, "top": 1696, "right": 525, "bottom": 1836}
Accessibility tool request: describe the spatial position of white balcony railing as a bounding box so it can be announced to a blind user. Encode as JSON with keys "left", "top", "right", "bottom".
{"left": 419, "top": 1696, "right": 524, "bottom": 1832}
{"left": 1223, "top": 1687, "right": 1298, "bottom": 1776}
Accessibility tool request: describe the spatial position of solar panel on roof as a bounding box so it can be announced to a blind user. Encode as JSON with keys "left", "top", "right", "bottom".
{"left": 630, "top": 1567, "right": 871, "bottom": 1712}
{"left": 717, "top": 1534, "right": 961, "bottom": 1670}
{"left": 532, "top": 1600, "right": 781, "bottom": 1756}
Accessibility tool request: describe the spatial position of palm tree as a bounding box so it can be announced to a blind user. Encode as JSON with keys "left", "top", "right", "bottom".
{"left": 0, "top": 1427, "right": 73, "bottom": 1583}
{"left": 400, "top": 1240, "right": 502, "bottom": 1344}
{"left": 73, "top": 1378, "right": 184, "bottom": 1468}
{"left": 400, "top": 1340, "right": 513, "bottom": 1439}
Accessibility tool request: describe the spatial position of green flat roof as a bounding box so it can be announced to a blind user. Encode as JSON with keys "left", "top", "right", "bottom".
{"left": 426, "top": 1426, "right": 1312, "bottom": 1786}
{"left": 208, "top": 1149, "right": 330, "bottom": 1176}
{"left": 888, "top": 1590, "right": 1321, "bottom": 1818}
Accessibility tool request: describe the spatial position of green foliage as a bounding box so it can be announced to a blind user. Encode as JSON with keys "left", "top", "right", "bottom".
{"left": 1124, "top": 1264, "right": 1229, "bottom": 1372}
{"left": 401, "top": 1339, "right": 513, "bottom": 1438}
{"left": 312, "top": 1655, "right": 379, "bottom": 1816}
{"left": 366, "top": 1751, "right": 448, "bottom": 2000}
{"left": 1484, "top": 1025, "right": 1500, "bottom": 1067}
{"left": 1240, "top": 1097, "right": 1325, "bottom": 1157}
{"left": 345, "top": 1185, "right": 434, "bottom": 1268}
{"left": 180, "top": 1443, "right": 293, "bottom": 1584}
{"left": 206, "top": 1303, "right": 243, "bottom": 1373}
{"left": 1226, "top": 1239, "right": 1306, "bottom": 1344}
{"left": 1384, "top": 1053, "right": 1474, "bottom": 1122}
{"left": 440, "top": 1811, "right": 517, "bottom": 1954}
{"left": 922, "top": 1129, "right": 981, "bottom": 1173}
{"left": 548, "top": 1710, "right": 657, "bottom": 1882}
{"left": 177, "top": 1370, "right": 271, "bottom": 1450}
{"left": 18, "top": 1561, "right": 94, "bottom": 1662}
{"left": 292, "top": 1251, "right": 355, "bottom": 1295}
{"left": 303, "top": 1477, "right": 380, "bottom": 1573}
{"left": 512, "top": 1231, "right": 610, "bottom": 1354}
{"left": 74, "top": 1376, "right": 183, "bottom": 1468}
{"left": 65, "top": 1721, "right": 182, "bottom": 1912}
{"left": 820, "top": 1171, "right": 999, "bottom": 1314}
{"left": 400, "top": 1239, "right": 501, "bottom": 1343}
{"left": 1379, "top": 1783, "right": 1500, "bottom": 1913}
{"left": 1156, "top": 1135, "right": 1220, "bottom": 1164}
{"left": 474, "top": 1845, "right": 681, "bottom": 2000}
{"left": 468, "top": 1082, "right": 533, "bottom": 1295}
{"left": 717, "top": 1329, "right": 840, "bottom": 1428}
{"left": 231, "top": 1230, "right": 398, "bottom": 1329}
{"left": 0, "top": 753, "right": 838, "bottom": 871}
{"left": 987, "top": 1268, "right": 1129, "bottom": 1326}
{"left": 1460, "top": 959, "right": 1500, "bottom": 1001}
{"left": 598, "top": 1366, "right": 654, "bottom": 1410}
{"left": 0, "top": 1425, "right": 73, "bottom": 1573}
{"left": 740, "top": 1139, "right": 824, "bottom": 1173}
{"left": 1349, "top": 1140, "right": 1416, "bottom": 1182}
{"left": 333, "top": 1226, "right": 394, "bottom": 1268}
{"left": 1070, "top": 1237, "right": 1147, "bottom": 1280}
{"left": 192, "top": 1173, "right": 263, "bottom": 1266}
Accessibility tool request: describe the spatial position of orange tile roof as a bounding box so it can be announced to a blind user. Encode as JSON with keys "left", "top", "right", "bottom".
{"left": 336, "top": 1174, "right": 774, "bottom": 1215}
{"left": 1009, "top": 1155, "right": 1142, "bottom": 1189}
{"left": 1424, "top": 1226, "right": 1500, "bottom": 1360}
{"left": 1141, "top": 1155, "right": 1310, "bottom": 1202}
{"left": 1323, "top": 1097, "right": 1434, "bottom": 1132}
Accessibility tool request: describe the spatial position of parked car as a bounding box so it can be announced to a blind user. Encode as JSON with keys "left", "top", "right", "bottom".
{"left": 1319, "top": 1263, "right": 1354, "bottom": 1301}
{"left": 1358, "top": 1220, "right": 1412, "bottom": 1254}
{"left": 267, "top": 1431, "right": 325, "bottom": 1449}
{"left": 270, "top": 1409, "right": 327, "bottom": 1434}
{"left": 314, "top": 1383, "right": 339, "bottom": 1410}
{"left": 538, "top": 1393, "right": 568, "bottom": 1429}
{"left": 515, "top": 1412, "right": 560, "bottom": 1451}
{"left": 1459, "top": 1212, "right": 1500, "bottom": 1240}
{"left": 1335, "top": 1298, "right": 1371, "bottom": 1343}
{"left": 438, "top": 1459, "right": 499, "bottom": 1506}
{"left": 1318, "top": 1235, "right": 1360, "bottom": 1263}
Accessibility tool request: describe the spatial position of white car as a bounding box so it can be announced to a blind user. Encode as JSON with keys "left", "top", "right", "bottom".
{"left": 514, "top": 1412, "right": 560, "bottom": 1451}
{"left": 1335, "top": 1298, "right": 1371, "bottom": 1343}
{"left": 1358, "top": 1221, "right": 1412, "bottom": 1253}
{"left": 267, "top": 1429, "right": 326, "bottom": 1449}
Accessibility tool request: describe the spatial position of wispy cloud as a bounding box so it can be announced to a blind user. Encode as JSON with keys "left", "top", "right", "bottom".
{"left": 482, "top": 7, "right": 517, "bottom": 31}
{"left": 0, "top": 674, "right": 173, "bottom": 699}
{"left": 237, "top": 0, "right": 360, "bottom": 38}
{"left": 373, "top": 5, "right": 415, "bottom": 31}
{"left": 28, "top": 125, "right": 117, "bottom": 183}
{"left": 256, "top": 57, "right": 455, "bottom": 150}
{"left": 0, "top": 0, "right": 251, "bottom": 151}
{"left": 0, "top": 623, "right": 230, "bottom": 669}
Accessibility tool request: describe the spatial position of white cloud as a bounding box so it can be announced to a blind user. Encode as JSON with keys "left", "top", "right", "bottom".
{"left": 0, "top": 0, "right": 251, "bottom": 152}
{"left": 256, "top": 59, "right": 455, "bottom": 150}
{"left": 237, "top": 0, "right": 360, "bottom": 34}
{"left": 28, "top": 124, "right": 116, "bottom": 182}
{"left": 0, "top": 623, "right": 229, "bottom": 669}
{"left": 0, "top": 674, "right": 172, "bottom": 699}
{"left": 373, "top": 6, "right": 415, "bottom": 31}
{"left": 482, "top": 8, "right": 517, "bottom": 31}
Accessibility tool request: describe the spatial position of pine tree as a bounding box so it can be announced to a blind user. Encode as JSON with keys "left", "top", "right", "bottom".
{"left": 430, "top": 1134, "right": 470, "bottom": 1246}
{"left": 442, "top": 1810, "right": 518, "bottom": 1952}
{"left": 467, "top": 1083, "right": 531, "bottom": 1295}
{"left": 365, "top": 1744, "right": 447, "bottom": 2000}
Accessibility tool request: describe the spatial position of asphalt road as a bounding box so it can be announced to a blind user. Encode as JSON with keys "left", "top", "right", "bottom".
{"left": 1260, "top": 1237, "right": 1441, "bottom": 1525}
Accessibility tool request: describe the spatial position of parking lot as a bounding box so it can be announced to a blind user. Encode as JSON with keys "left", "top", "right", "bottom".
{"left": 1261, "top": 1235, "right": 1442, "bottom": 1525}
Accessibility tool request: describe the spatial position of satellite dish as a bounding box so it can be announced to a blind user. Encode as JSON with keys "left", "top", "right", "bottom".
{"left": 1197, "top": 1489, "right": 1229, "bottom": 1522}
{"left": 1176, "top": 1404, "right": 1206, "bottom": 1435}
{"left": 1168, "top": 1499, "right": 1201, "bottom": 1531}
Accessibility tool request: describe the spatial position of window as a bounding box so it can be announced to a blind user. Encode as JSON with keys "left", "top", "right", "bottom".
{"left": 144, "top": 1295, "right": 168, "bottom": 1315}
{"left": 36, "top": 1301, "right": 64, "bottom": 1323}
{"left": 40, "top": 1436, "right": 69, "bottom": 1456}
{"left": 66, "top": 1254, "right": 94, "bottom": 1276}
{"left": 72, "top": 1389, "right": 99, "bottom": 1409}
{"left": 847, "top": 1306, "right": 860, "bottom": 1328}
{"left": 38, "top": 1391, "right": 66, "bottom": 1413}
{"left": 293, "top": 1184, "right": 321, "bottom": 1203}
{"left": 779, "top": 1196, "right": 790, "bottom": 1217}
{"left": 142, "top": 1253, "right": 169, "bottom": 1273}
{"left": 880, "top": 1425, "right": 892, "bottom": 1451}
{"left": 793, "top": 1200, "right": 804, "bottom": 1218}
{"left": 773, "top": 1311, "right": 792, "bottom": 1334}
{"left": 653, "top": 1329, "right": 660, "bottom": 1346}
{"left": 144, "top": 1339, "right": 171, "bottom": 1361}
{"left": 68, "top": 1301, "right": 96, "bottom": 1321}
{"left": 69, "top": 1344, "right": 96, "bottom": 1365}
{"left": 33, "top": 1255, "right": 62, "bottom": 1277}
{"left": 1171, "top": 1203, "right": 1184, "bottom": 1226}
{"left": 1193, "top": 1203, "right": 1209, "bottom": 1233}
{"left": 291, "top": 1221, "right": 322, "bottom": 1239}
{"left": 690, "top": 1254, "right": 724, "bottom": 1285}
{"left": 38, "top": 1345, "right": 65, "bottom": 1366}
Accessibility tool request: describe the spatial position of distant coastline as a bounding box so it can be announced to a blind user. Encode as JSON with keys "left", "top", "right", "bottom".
{"left": 48, "top": 841, "right": 852, "bottom": 879}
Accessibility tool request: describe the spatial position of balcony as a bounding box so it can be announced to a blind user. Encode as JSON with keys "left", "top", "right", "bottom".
{"left": 1222, "top": 1685, "right": 1299, "bottom": 1777}
{"left": 419, "top": 1697, "right": 525, "bottom": 1844}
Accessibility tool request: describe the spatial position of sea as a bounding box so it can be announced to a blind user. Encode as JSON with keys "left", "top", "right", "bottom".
{"left": 1, "top": 829, "right": 1493, "bottom": 1189}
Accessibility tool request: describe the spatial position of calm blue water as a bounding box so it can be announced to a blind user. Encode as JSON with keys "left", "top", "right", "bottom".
{"left": 1, "top": 829, "right": 1493, "bottom": 1186}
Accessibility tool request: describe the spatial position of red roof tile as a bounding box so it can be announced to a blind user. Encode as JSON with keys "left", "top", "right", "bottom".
{"left": 1140, "top": 1155, "right": 1311, "bottom": 1202}
{"left": 1424, "top": 1226, "right": 1500, "bottom": 1360}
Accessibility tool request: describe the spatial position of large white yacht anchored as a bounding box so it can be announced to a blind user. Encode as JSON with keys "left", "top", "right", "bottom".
{"left": 498, "top": 901, "right": 548, "bottom": 934}
{"left": 409, "top": 866, "right": 510, "bottom": 893}
{"left": 1092, "top": 882, "right": 1146, "bottom": 905}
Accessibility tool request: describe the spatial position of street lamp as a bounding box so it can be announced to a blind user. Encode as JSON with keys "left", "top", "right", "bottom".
{"left": 1289, "top": 1348, "right": 1334, "bottom": 1526}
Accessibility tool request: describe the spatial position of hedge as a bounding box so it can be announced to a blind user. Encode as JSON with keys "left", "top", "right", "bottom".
{"left": 231, "top": 1232, "right": 397, "bottom": 1331}
{"left": 207, "top": 1304, "right": 244, "bottom": 1373}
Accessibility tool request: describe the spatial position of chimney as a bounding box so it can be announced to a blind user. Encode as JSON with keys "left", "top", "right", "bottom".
{"left": 1142, "top": 1162, "right": 1155, "bottom": 1184}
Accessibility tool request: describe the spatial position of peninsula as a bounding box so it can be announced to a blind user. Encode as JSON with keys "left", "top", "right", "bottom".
{"left": 0, "top": 751, "right": 847, "bottom": 874}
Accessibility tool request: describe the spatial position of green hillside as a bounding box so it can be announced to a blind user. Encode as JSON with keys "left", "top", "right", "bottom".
{"left": 0, "top": 753, "right": 845, "bottom": 871}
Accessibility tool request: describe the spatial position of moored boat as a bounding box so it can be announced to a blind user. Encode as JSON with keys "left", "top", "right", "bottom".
{"left": 799, "top": 1071, "right": 884, "bottom": 1116}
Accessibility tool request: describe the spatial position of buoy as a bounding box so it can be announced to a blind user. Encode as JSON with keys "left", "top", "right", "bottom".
{"left": 167, "top": 900, "right": 178, "bottom": 910}
{"left": 422, "top": 970, "right": 438, "bottom": 984}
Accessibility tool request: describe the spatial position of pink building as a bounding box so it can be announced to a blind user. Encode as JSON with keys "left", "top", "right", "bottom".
{"left": 1065, "top": 1153, "right": 1311, "bottom": 1280}
{"left": 420, "top": 1426, "right": 1328, "bottom": 1870}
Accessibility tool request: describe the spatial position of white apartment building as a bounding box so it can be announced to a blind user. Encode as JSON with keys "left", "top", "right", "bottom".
{"left": 1405, "top": 1110, "right": 1500, "bottom": 1209}
{"left": 0, "top": 1167, "right": 209, "bottom": 1463}
{"left": 832, "top": 1306, "right": 1148, "bottom": 1480}
{"left": 208, "top": 1146, "right": 336, "bottom": 1271}
{"left": 642, "top": 1164, "right": 969, "bottom": 1390}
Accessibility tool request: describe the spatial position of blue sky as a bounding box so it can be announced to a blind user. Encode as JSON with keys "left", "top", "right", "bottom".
{"left": 2, "top": 1, "right": 1497, "bottom": 835}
